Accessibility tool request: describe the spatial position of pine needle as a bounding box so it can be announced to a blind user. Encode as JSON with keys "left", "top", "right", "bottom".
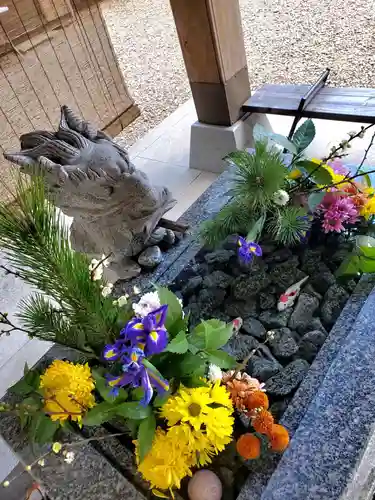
{"left": 0, "top": 173, "right": 118, "bottom": 355}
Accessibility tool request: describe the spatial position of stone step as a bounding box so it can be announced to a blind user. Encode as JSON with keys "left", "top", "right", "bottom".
{"left": 238, "top": 274, "right": 375, "bottom": 500}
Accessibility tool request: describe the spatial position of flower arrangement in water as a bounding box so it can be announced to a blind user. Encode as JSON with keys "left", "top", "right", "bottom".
{"left": 0, "top": 175, "right": 289, "bottom": 496}
{"left": 200, "top": 121, "right": 375, "bottom": 275}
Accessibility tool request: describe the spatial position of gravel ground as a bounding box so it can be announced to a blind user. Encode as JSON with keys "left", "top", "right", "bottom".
{"left": 101, "top": 0, "right": 375, "bottom": 147}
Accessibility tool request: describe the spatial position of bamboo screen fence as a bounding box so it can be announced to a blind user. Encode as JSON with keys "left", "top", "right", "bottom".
{"left": 0, "top": 0, "right": 139, "bottom": 199}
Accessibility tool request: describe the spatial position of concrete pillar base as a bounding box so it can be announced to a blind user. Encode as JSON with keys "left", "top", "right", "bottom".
{"left": 189, "top": 113, "right": 273, "bottom": 173}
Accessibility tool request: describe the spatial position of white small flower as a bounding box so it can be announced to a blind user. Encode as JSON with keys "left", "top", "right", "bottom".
{"left": 133, "top": 286, "right": 141, "bottom": 295}
{"left": 37, "top": 459, "right": 45, "bottom": 467}
{"left": 101, "top": 283, "right": 114, "bottom": 297}
{"left": 3, "top": 480, "right": 10, "bottom": 488}
{"left": 89, "top": 258, "right": 104, "bottom": 281}
{"left": 273, "top": 189, "right": 290, "bottom": 206}
{"left": 133, "top": 291, "right": 161, "bottom": 317}
{"left": 91, "top": 265, "right": 103, "bottom": 281}
{"left": 64, "top": 451, "right": 75, "bottom": 464}
{"left": 113, "top": 294, "right": 129, "bottom": 307}
{"left": 101, "top": 254, "right": 110, "bottom": 268}
{"left": 208, "top": 364, "right": 222, "bottom": 382}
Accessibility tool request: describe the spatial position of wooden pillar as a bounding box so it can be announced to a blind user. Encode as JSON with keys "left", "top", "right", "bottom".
{"left": 170, "top": 0, "right": 250, "bottom": 126}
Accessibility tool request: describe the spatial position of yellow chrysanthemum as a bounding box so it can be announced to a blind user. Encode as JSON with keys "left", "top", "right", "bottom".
{"left": 311, "top": 159, "right": 346, "bottom": 189}
{"left": 360, "top": 187, "right": 375, "bottom": 219}
{"left": 161, "top": 385, "right": 213, "bottom": 430}
{"left": 209, "top": 381, "right": 233, "bottom": 408}
{"left": 288, "top": 169, "right": 302, "bottom": 180}
{"left": 136, "top": 428, "right": 193, "bottom": 491}
{"left": 39, "top": 360, "right": 96, "bottom": 424}
{"left": 204, "top": 407, "right": 234, "bottom": 452}
{"left": 167, "top": 423, "right": 214, "bottom": 466}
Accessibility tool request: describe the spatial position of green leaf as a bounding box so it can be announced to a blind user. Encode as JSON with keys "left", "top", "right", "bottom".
{"left": 141, "top": 359, "right": 169, "bottom": 394}
{"left": 9, "top": 371, "right": 39, "bottom": 396}
{"left": 179, "top": 353, "right": 206, "bottom": 375}
{"left": 165, "top": 331, "right": 189, "bottom": 354}
{"left": 253, "top": 124, "right": 298, "bottom": 154}
{"left": 359, "top": 256, "right": 375, "bottom": 273}
{"left": 114, "top": 402, "right": 151, "bottom": 420}
{"left": 33, "top": 414, "right": 60, "bottom": 444}
{"left": 336, "top": 255, "right": 361, "bottom": 276}
{"left": 297, "top": 160, "right": 332, "bottom": 185}
{"left": 204, "top": 320, "right": 233, "bottom": 350}
{"left": 292, "top": 119, "right": 316, "bottom": 152}
{"left": 155, "top": 286, "right": 183, "bottom": 333}
{"left": 205, "top": 349, "right": 236, "bottom": 369}
{"left": 92, "top": 369, "right": 128, "bottom": 403}
{"left": 246, "top": 213, "right": 266, "bottom": 242}
{"left": 153, "top": 391, "right": 171, "bottom": 407}
{"left": 308, "top": 192, "right": 325, "bottom": 211}
{"left": 137, "top": 413, "right": 156, "bottom": 462}
{"left": 356, "top": 235, "right": 375, "bottom": 257}
{"left": 189, "top": 323, "right": 207, "bottom": 351}
{"left": 83, "top": 402, "right": 115, "bottom": 426}
{"left": 191, "top": 319, "right": 233, "bottom": 351}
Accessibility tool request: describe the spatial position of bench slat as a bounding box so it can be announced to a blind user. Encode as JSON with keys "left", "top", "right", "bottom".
{"left": 242, "top": 84, "right": 375, "bottom": 123}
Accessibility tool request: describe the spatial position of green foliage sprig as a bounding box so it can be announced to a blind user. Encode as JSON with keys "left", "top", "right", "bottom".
{"left": 0, "top": 174, "right": 131, "bottom": 356}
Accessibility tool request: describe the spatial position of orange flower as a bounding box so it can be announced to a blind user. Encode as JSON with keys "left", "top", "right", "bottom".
{"left": 342, "top": 183, "right": 368, "bottom": 209}
{"left": 246, "top": 391, "right": 269, "bottom": 411}
{"left": 224, "top": 378, "right": 261, "bottom": 411}
{"left": 236, "top": 433, "right": 261, "bottom": 460}
{"left": 252, "top": 409, "right": 274, "bottom": 435}
{"left": 267, "top": 424, "right": 290, "bottom": 452}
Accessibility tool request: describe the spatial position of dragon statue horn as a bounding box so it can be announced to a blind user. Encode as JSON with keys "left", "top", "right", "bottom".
{"left": 60, "top": 105, "right": 98, "bottom": 140}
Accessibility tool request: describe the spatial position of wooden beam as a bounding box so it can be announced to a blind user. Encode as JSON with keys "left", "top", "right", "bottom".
{"left": 170, "top": 0, "right": 250, "bottom": 126}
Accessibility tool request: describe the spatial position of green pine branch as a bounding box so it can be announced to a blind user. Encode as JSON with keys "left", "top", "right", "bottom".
{"left": 199, "top": 200, "right": 255, "bottom": 248}
{"left": 0, "top": 174, "right": 119, "bottom": 355}
{"left": 227, "top": 141, "right": 288, "bottom": 209}
{"left": 267, "top": 206, "right": 311, "bottom": 246}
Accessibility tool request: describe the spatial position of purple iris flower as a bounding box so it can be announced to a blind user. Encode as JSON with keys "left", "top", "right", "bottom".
{"left": 105, "top": 346, "right": 169, "bottom": 405}
{"left": 124, "top": 305, "right": 168, "bottom": 356}
{"left": 237, "top": 236, "right": 262, "bottom": 264}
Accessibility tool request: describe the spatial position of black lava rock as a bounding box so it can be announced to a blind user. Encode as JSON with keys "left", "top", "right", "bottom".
{"left": 197, "top": 288, "right": 226, "bottom": 315}
{"left": 259, "top": 309, "right": 292, "bottom": 329}
{"left": 232, "top": 272, "right": 270, "bottom": 300}
{"left": 268, "top": 327, "right": 299, "bottom": 359}
{"left": 310, "top": 263, "right": 336, "bottom": 295}
{"left": 247, "top": 357, "right": 283, "bottom": 382}
{"left": 288, "top": 293, "right": 319, "bottom": 332}
{"left": 302, "top": 329, "right": 328, "bottom": 347}
{"left": 259, "top": 292, "right": 277, "bottom": 310}
{"left": 269, "top": 257, "right": 306, "bottom": 290}
{"left": 224, "top": 298, "right": 258, "bottom": 318}
{"left": 203, "top": 270, "right": 233, "bottom": 289}
{"left": 204, "top": 249, "right": 233, "bottom": 265}
{"left": 298, "top": 317, "right": 328, "bottom": 335}
{"left": 182, "top": 276, "right": 203, "bottom": 297}
{"left": 242, "top": 317, "right": 267, "bottom": 340}
{"left": 264, "top": 248, "right": 293, "bottom": 264}
{"left": 265, "top": 359, "right": 310, "bottom": 396}
{"left": 223, "top": 333, "right": 259, "bottom": 360}
{"left": 321, "top": 284, "right": 349, "bottom": 326}
{"left": 301, "top": 248, "right": 323, "bottom": 274}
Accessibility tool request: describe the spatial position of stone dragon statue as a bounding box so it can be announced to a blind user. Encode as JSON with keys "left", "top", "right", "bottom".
{"left": 4, "top": 106, "right": 177, "bottom": 280}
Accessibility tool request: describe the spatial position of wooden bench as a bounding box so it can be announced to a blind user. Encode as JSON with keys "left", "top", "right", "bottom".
{"left": 242, "top": 69, "right": 375, "bottom": 138}
{"left": 242, "top": 84, "right": 375, "bottom": 124}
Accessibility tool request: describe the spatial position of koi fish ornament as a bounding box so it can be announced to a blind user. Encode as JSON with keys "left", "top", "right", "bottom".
{"left": 231, "top": 317, "right": 243, "bottom": 334}
{"left": 277, "top": 276, "right": 309, "bottom": 311}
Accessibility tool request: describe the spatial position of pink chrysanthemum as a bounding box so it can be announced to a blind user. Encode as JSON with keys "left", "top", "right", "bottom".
{"left": 319, "top": 195, "right": 359, "bottom": 233}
